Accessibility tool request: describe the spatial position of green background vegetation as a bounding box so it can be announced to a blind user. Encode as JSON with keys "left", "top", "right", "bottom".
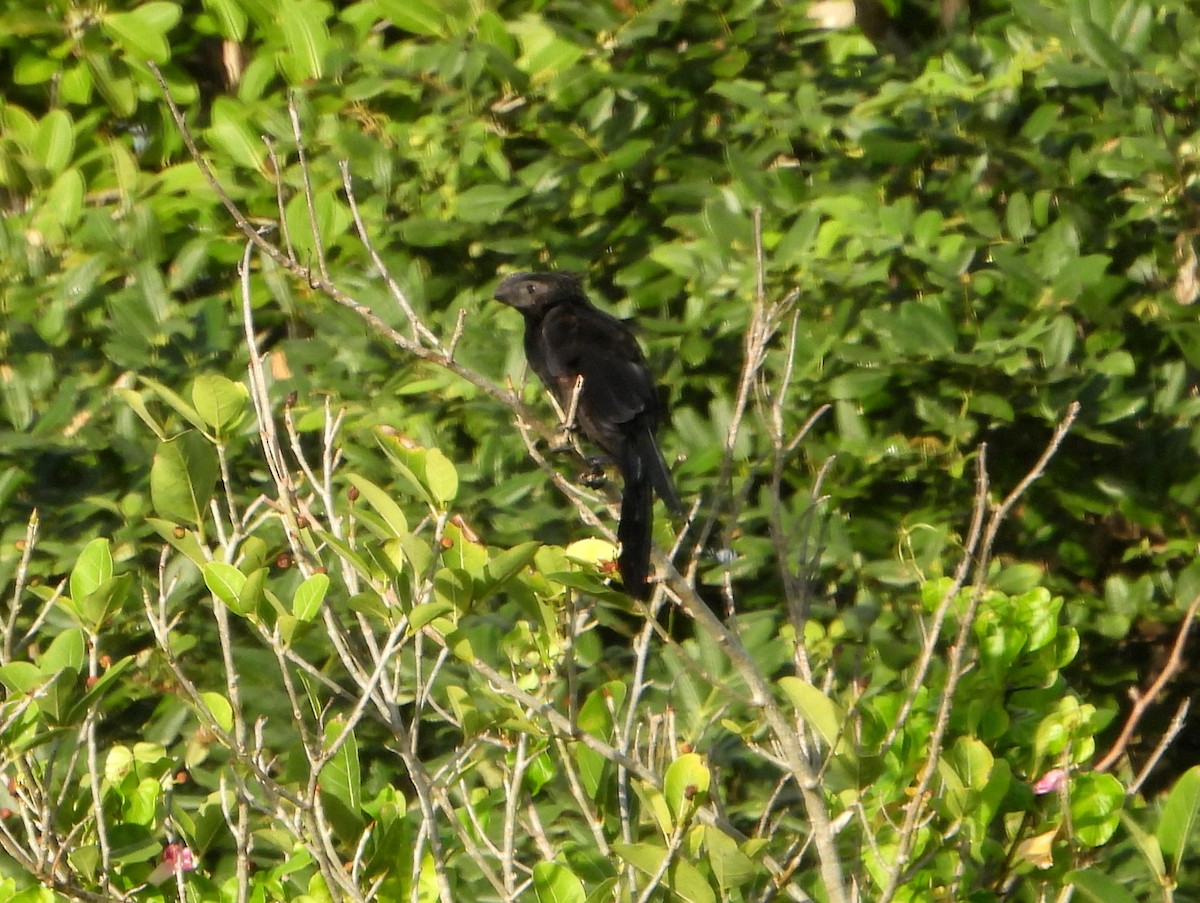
{"left": 3, "top": 0, "right": 1200, "bottom": 900}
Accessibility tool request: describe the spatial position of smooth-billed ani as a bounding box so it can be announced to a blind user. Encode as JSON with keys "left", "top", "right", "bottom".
{"left": 494, "top": 271, "right": 682, "bottom": 599}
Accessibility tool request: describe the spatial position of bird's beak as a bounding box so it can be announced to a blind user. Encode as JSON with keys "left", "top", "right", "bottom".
{"left": 493, "top": 272, "right": 526, "bottom": 308}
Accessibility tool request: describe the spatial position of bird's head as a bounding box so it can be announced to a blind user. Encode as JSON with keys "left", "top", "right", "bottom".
{"left": 493, "top": 271, "right": 584, "bottom": 313}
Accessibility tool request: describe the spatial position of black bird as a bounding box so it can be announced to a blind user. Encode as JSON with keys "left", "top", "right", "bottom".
{"left": 494, "top": 271, "right": 682, "bottom": 599}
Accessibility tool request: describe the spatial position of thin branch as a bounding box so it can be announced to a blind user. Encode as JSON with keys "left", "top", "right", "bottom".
{"left": 261, "top": 135, "right": 295, "bottom": 259}
{"left": 1095, "top": 591, "right": 1200, "bottom": 773}
{"left": 1129, "top": 699, "right": 1190, "bottom": 796}
{"left": 882, "top": 447, "right": 989, "bottom": 749}
{"left": 287, "top": 91, "right": 329, "bottom": 283}
{"left": 238, "top": 241, "right": 311, "bottom": 573}
{"left": 3, "top": 510, "right": 38, "bottom": 662}
{"left": 878, "top": 402, "right": 1080, "bottom": 903}
{"left": 340, "top": 160, "right": 441, "bottom": 349}
{"left": 150, "top": 63, "right": 539, "bottom": 428}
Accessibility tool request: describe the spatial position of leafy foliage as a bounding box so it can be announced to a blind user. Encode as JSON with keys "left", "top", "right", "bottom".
{"left": 3, "top": 0, "right": 1200, "bottom": 900}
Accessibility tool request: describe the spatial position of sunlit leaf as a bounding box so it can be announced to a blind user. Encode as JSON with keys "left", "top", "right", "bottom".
{"left": 292, "top": 572, "right": 330, "bottom": 622}
{"left": 69, "top": 538, "right": 113, "bottom": 605}
{"left": 532, "top": 861, "right": 585, "bottom": 903}
{"left": 1160, "top": 765, "right": 1200, "bottom": 869}
{"left": 150, "top": 432, "right": 219, "bottom": 529}
{"left": 779, "top": 677, "right": 843, "bottom": 749}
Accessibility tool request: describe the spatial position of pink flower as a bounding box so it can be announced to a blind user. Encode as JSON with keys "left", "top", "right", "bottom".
{"left": 148, "top": 844, "right": 197, "bottom": 884}
{"left": 1033, "top": 768, "right": 1067, "bottom": 795}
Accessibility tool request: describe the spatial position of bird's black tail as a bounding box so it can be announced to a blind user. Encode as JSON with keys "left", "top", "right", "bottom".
{"left": 617, "top": 443, "right": 653, "bottom": 600}
{"left": 617, "top": 423, "right": 680, "bottom": 600}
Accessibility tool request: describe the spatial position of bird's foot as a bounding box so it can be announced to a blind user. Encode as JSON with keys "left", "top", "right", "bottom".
{"left": 548, "top": 424, "right": 578, "bottom": 454}
{"left": 580, "top": 457, "right": 609, "bottom": 488}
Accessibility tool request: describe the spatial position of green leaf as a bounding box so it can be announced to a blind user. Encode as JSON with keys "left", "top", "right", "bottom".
{"left": 31, "top": 168, "right": 84, "bottom": 243}
{"left": 206, "top": 97, "right": 266, "bottom": 173}
{"left": 198, "top": 691, "right": 233, "bottom": 734}
{"left": 1119, "top": 811, "right": 1164, "bottom": 880}
{"left": 0, "top": 662, "right": 45, "bottom": 695}
{"left": 704, "top": 827, "right": 759, "bottom": 892}
{"left": 293, "top": 573, "right": 330, "bottom": 622}
{"left": 423, "top": 448, "right": 458, "bottom": 505}
{"left": 139, "top": 376, "right": 210, "bottom": 433}
{"left": 203, "top": 562, "right": 248, "bottom": 614}
{"left": 191, "top": 374, "right": 248, "bottom": 436}
{"left": 377, "top": 0, "right": 446, "bottom": 36}
{"left": 614, "top": 842, "right": 716, "bottom": 903}
{"left": 347, "top": 474, "right": 409, "bottom": 538}
{"left": 563, "top": 538, "right": 618, "bottom": 577}
{"left": 613, "top": 842, "right": 668, "bottom": 880}
{"left": 1068, "top": 0, "right": 1129, "bottom": 74}
{"left": 284, "top": 186, "right": 351, "bottom": 256}
{"left": 1066, "top": 868, "right": 1139, "bottom": 903}
{"left": 409, "top": 601, "right": 453, "bottom": 630}
{"left": 433, "top": 567, "right": 474, "bottom": 611}
{"left": 132, "top": 1, "right": 182, "bottom": 31}
{"left": 67, "top": 656, "right": 136, "bottom": 721}
{"left": 103, "top": 3, "right": 180, "bottom": 63}
{"left": 482, "top": 541, "right": 541, "bottom": 591}
{"left": 374, "top": 430, "right": 445, "bottom": 510}
{"left": 106, "top": 824, "right": 162, "bottom": 865}
{"left": 510, "top": 14, "right": 585, "bottom": 81}
{"left": 828, "top": 368, "right": 890, "bottom": 401}
{"left": 1159, "top": 765, "right": 1200, "bottom": 868}
{"left": 896, "top": 301, "right": 957, "bottom": 357}
{"left": 202, "top": 0, "right": 246, "bottom": 39}
{"left": 70, "top": 538, "right": 113, "bottom": 605}
{"left": 114, "top": 388, "right": 168, "bottom": 440}
{"left": 779, "top": 677, "right": 843, "bottom": 748}
{"left": 664, "top": 753, "right": 710, "bottom": 821}
{"left": 320, "top": 719, "right": 363, "bottom": 834}
{"left": 279, "top": 0, "right": 330, "bottom": 81}
{"left": 240, "top": 568, "right": 268, "bottom": 615}
{"left": 32, "top": 109, "right": 73, "bottom": 177}
{"left": 78, "top": 573, "right": 133, "bottom": 630}
{"left": 105, "top": 745, "right": 134, "bottom": 783}
{"left": 1070, "top": 772, "right": 1124, "bottom": 846}
{"left": 40, "top": 629, "right": 86, "bottom": 675}
{"left": 532, "top": 861, "right": 586, "bottom": 903}
{"left": 454, "top": 184, "right": 526, "bottom": 224}
{"left": 125, "top": 777, "right": 161, "bottom": 826}
{"left": 1005, "top": 191, "right": 1032, "bottom": 241}
{"left": 150, "top": 432, "right": 219, "bottom": 528}
{"left": 146, "top": 518, "right": 208, "bottom": 568}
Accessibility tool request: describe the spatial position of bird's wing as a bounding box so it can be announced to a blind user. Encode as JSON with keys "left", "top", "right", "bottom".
{"left": 538, "top": 305, "right": 655, "bottom": 427}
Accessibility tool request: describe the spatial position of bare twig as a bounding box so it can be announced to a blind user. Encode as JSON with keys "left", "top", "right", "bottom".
{"left": 879, "top": 402, "right": 1080, "bottom": 903}
{"left": 150, "top": 63, "right": 541, "bottom": 432}
{"left": 1129, "top": 699, "right": 1190, "bottom": 795}
{"left": 340, "top": 160, "right": 441, "bottom": 349}
{"left": 1095, "top": 591, "right": 1200, "bottom": 774}
{"left": 287, "top": 92, "right": 328, "bottom": 283}
{"left": 261, "top": 135, "right": 295, "bottom": 259}
{"left": 882, "top": 447, "right": 989, "bottom": 749}
{"left": 3, "top": 510, "right": 38, "bottom": 662}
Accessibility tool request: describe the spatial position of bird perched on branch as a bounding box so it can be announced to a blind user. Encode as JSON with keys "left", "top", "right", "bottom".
{"left": 494, "top": 271, "right": 682, "bottom": 600}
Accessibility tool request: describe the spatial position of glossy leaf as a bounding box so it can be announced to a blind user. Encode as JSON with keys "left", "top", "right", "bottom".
{"left": 1159, "top": 765, "right": 1200, "bottom": 869}
{"left": 150, "top": 432, "right": 219, "bottom": 528}
{"left": 532, "top": 862, "right": 585, "bottom": 903}
{"left": 292, "top": 572, "right": 330, "bottom": 622}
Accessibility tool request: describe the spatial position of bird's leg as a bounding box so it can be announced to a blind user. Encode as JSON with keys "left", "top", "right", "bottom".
{"left": 564, "top": 375, "right": 585, "bottom": 431}
{"left": 547, "top": 375, "right": 586, "bottom": 452}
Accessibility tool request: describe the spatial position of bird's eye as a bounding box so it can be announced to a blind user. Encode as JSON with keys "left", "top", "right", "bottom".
{"left": 524, "top": 284, "right": 536, "bottom": 294}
